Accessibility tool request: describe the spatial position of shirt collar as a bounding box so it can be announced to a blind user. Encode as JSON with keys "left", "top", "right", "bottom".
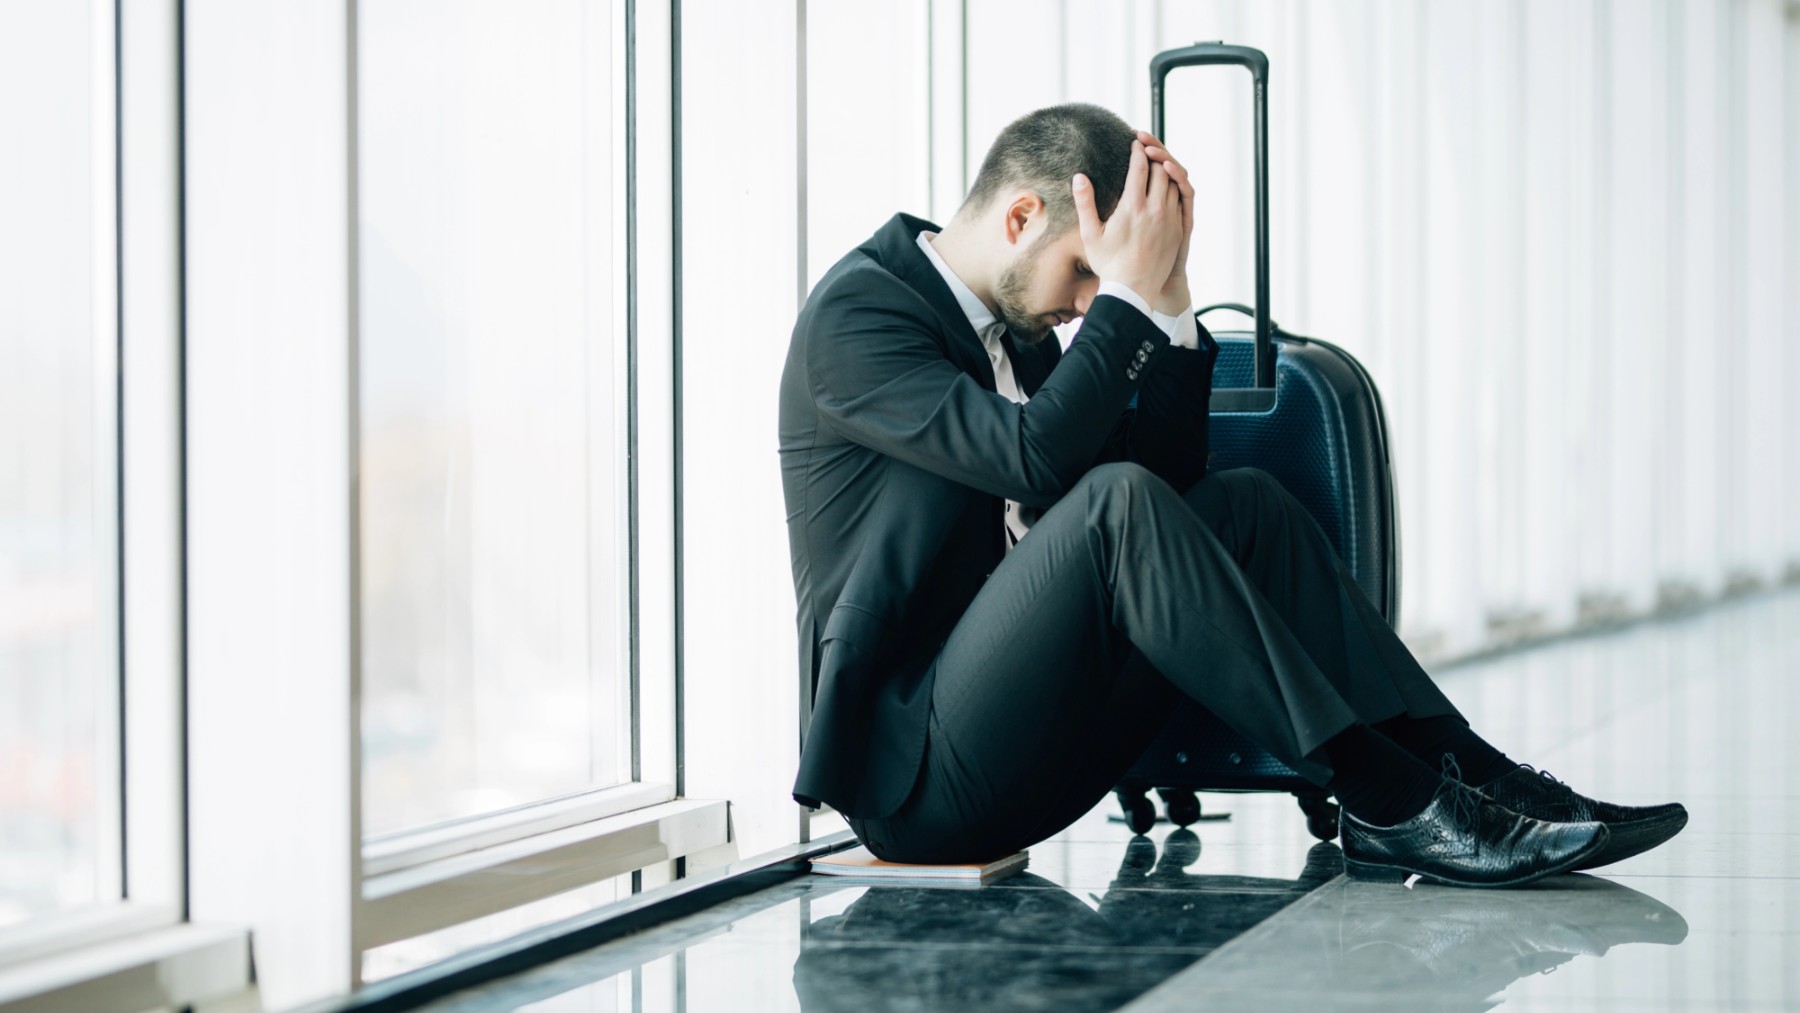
{"left": 915, "top": 231, "right": 1003, "bottom": 338}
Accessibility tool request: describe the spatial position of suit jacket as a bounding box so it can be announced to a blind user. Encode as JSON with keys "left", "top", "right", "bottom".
{"left": 779, "top": 212, "right": 1219, "bottom": 818}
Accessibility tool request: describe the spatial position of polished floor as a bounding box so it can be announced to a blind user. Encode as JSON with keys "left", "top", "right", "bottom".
{"left": 420, "top": 586, "right": 1800, "bottom": 1012}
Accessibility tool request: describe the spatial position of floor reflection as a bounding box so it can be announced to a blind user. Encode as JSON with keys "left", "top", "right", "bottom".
{"left": 792, "top": 831, "right": 1341, "bottom": 1013}
{"left": 1132, "top": 862, "right": 1691, "bottom": 1010}
{"left": 1092, "top": 830, "right": 1343, "bottom": 949}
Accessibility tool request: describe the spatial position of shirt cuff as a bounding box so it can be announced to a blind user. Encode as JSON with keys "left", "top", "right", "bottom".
{"left": 1151, "top": 306, "right": 1200, "bottom": 350}
{"left": 1096, "top": 281, "right": 1196, "bottom": 349}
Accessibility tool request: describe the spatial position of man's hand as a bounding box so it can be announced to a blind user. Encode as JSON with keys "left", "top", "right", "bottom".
{"left": 1136, "top": 129, "right": 1195, "bottom": 316}
{"left": 1072, "top": 139, "right": 1184, "bottom": 310}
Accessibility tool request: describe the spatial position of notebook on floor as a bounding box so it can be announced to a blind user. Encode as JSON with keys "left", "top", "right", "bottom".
{"left": 809, "top": 846, "right": 1028, "bottom": 885}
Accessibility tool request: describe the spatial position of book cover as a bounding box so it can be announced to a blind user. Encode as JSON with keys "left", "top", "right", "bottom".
{"left": 809, "top": 846, "right": 1029, "bottom": 885}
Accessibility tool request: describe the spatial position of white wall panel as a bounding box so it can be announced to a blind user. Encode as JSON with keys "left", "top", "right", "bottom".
{"left": 1419, "top": 1, "right": 1483, "bottom": 650}
{"left": 805, "top": 0, "right": 930, "bottom": 285}
{"left": 1518, "top": 0, "right": 1579, "bottom": 634}
{"left": 1474, "top": 2, "right": 1527, "bottom": 628}
{"left": 963, "top": 0, "right": 1065, "bottom": 188}
{"left": 184, "top": 0, "right": 358, "bottom": 1004}
{"left": 1673, "top": 0, "right": 1728, "bottom": 601}
{"left": 1369, "top": 0, "right": 1433, "bottom": 642}
{"left": 926, "top": 0, "right": 969, "bottom": 223}
{"left": 1568, "top": 0, "right": 1617, "bottom": 626}
{"left": 1787, "top": 2, "right": 1800, "bottom": 580}
{"left": 1741, "top": 0, "right": 1789, "bottom": 590}
{"left": 1605, "top": 0, "right": 1667, "bottom": 616}
{"left": 677, "top": 0, "right": 803, "bottom": 860}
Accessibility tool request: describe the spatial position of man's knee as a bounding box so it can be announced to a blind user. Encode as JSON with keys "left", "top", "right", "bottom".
{"left": 1077, "top": 462, "right": 1164, "bottom": 505}
{"left": 1180, "top": 466, "right": 1302, "bottom": 545}
{"left": 1077, "top": 463, "right": 1188, "bottom": 533}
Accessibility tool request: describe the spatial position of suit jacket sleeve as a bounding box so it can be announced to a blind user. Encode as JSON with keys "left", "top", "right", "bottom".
{"left": 806, "top": 273, "right": 1170, "bottom": 509}
{"left": 1086, "top": 318, "right": 1219, "bottom": 491}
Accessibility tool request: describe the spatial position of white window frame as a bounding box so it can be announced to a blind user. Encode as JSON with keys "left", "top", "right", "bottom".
{"left": 0, "top": 2, "right": 251, "bottom": 1009}
{"left": 178, "top": 1, "right": 713, "bottom": 1009}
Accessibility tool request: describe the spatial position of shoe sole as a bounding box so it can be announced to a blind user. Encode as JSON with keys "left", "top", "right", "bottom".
{"left": 1573, "top": 811, "right": 1689, "bottom": 871}
{"left": 1343, "top": 827, "right": 1611, "bottom": 889}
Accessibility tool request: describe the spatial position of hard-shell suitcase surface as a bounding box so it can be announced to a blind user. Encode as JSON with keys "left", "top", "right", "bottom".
{"left": 1115, "top": 44, "right": 1400, "bottom": 840}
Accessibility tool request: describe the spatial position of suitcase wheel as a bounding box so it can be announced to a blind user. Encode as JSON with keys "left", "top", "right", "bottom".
{"left": 1157, "top": 788, "right": 1202, "bottom": 828}
{"left": 1295, "top": 791, "right": 1341, "bottom": 842}
{"left": 1114, "top": 783, "right": 1159, "bottom": 835}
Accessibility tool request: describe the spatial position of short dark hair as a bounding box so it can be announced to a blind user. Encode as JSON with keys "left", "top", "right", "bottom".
{"left": 960, "top": 103, "right": 1136, "bottom": 233}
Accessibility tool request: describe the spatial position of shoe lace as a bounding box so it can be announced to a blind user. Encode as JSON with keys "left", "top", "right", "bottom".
{"left": 1513, "top": 762, "right": 1592, "bottom": 820}
{"left": 1521, "top": 764, "right": 1567, "bottom": 788}
{"left": 1438, "top": 752, "right": 1485, "bottom": 839}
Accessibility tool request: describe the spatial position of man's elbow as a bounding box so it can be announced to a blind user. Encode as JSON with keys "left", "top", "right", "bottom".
{"left": 1012, "top": 455, "right": 1088, "bottom": 508}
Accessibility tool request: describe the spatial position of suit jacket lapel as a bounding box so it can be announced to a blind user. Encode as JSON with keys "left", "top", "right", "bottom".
{"left": 866, "top": 213, "right": 999, "bottom": 393}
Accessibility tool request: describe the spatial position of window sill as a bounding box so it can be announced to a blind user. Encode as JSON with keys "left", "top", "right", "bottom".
{"left": 363, "top": 781, "right": 677, "bottom": 877}
{"left": 328, "top": 829, "right": 856, "bottom": 1012}
{"left": 359, "top": 798, "right": 730, "bottom": 948}
{"left": 0, "top": 921, "right": 249, "bottom": 1013}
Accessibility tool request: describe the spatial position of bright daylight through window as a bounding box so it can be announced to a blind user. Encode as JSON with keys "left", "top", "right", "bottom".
{"left": 0, "top": 2, "right": 120, "bottom": 934}
{"left": 357, "top": 0, "right": 630, "bottom": 839}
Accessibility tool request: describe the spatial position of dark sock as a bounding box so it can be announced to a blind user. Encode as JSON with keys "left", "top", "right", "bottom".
{"left": 1320, "top": 723, "right": 1441, "bottom": 827}
{"left": 1372, "top": 713, "right": 1518, "bottom": 786}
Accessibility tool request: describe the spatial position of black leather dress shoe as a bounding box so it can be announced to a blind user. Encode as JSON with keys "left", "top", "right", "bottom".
{"left": 1476, "top": 763, "right": 1688, "bottom": 870}
{"left": 1340, "top": 755, "right": 1610, "bottom": 888}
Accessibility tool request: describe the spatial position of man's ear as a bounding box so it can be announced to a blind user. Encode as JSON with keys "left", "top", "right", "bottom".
{"left": 1002, "top": 191, "right": 1044, "bottom": 247}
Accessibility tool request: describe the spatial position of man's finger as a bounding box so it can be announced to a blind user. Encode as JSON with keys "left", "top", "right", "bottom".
{"left": 1071, "top": 173, "right": 1101, "bottom": 244}
{"left": 1147, "top": 160, "right": 1169, "bottom": 211}
{"left": 1143, "top": 141, "right": 1196, "bottom": 210}
{"left": 1155, "top": 167, "right": 1181, "bottom": 240}
{"left": 1164, "top": 153, "right": 1195, "bottom": 203}
{"left": 1145, "top": 143, "right": 1193, "bottom": 196}
{"left": 1122, "top": 140, "right": 1148, "bottom": 208}
{"left": 1166, "top": 160, "right": 1194, "bottom": 237}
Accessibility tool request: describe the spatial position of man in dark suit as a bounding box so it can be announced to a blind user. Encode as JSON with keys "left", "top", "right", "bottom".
{"left": 779, "top": 103, "right": 1685, "bottom": 888}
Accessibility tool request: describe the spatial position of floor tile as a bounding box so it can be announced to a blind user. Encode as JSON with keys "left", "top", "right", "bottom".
{"left": 1599, "top": 830, "right": 1800, "bottom": 880}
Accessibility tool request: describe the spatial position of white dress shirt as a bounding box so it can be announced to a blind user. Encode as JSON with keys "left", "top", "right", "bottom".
{"left": 914, "top": 230, "right": 1196, "bottom": 551}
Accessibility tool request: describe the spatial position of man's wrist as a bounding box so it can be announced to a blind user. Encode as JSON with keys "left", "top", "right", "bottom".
{"left": 1154, "top": 307, "right": 1200, "bottom": 349}
{"left": 1152, "top": 282, "right": 1191, "bottom": 318}
{"left": 1095, "top": 279, "right": 1156, "bottom": 319}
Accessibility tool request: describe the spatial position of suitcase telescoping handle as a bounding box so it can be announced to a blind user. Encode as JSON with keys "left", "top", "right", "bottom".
{"left": 1150, "top": 43, "right": 1275, "bottom": 410}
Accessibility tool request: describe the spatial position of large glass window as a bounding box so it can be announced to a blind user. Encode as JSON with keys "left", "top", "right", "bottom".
{"left": 357, "top": 0, "right": 628, "bottom": 838}
{"left": 0, "top": 1, "right": 120, "bottom": 931}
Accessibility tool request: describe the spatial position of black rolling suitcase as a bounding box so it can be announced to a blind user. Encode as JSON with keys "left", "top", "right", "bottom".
{"left": 1113, "top": 43, "right": 1401, "bottom": 841}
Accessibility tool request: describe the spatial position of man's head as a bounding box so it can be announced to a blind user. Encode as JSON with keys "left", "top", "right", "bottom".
{"left": 946, "top": 103, "right": 1137, "bottom": 343}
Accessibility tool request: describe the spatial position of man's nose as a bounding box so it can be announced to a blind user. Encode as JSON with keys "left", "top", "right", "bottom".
{"left": 1074, "top": 281, "right": 1099, "bottom": 317}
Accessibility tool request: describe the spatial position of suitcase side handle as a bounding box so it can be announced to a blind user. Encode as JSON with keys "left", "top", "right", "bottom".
{"left": 1151, "top": 43, "right": 1274, "bottom": 396}
{"left": 1196, "top": 301, "right": 1282, "bottom": 335}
